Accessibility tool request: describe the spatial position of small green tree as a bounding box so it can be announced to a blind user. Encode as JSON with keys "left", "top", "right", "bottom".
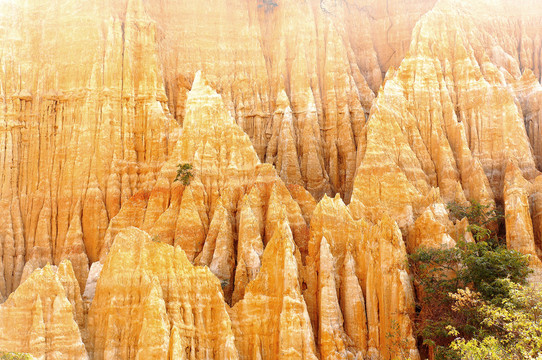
{"left": 174, "top": 163, "right": 194, "bottom": 186}
{"left": 409, "top": 201, "right": 532, "bottom": 359}
{"left": 447, "top": 200, "right": 503, "bottom": 243}
{"left": 449, "top": 280, "right": 542, "bottom": 359}
{"left": 446, "top": 200, "right": 502, "bottom": 228}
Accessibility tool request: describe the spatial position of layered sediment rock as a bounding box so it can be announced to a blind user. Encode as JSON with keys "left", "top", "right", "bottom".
{"left": 305, "top": 195, "right": 419, "bottom": 360}
{"left": 350, "top": 0, "right": 542, "bottom": 235}
{"left": 87, "top": 227, "right": 237, "bottom": 359}
{"left": 0, "top": 0, "right": 438, "bottom": 299}
{"left": 0, "top": 0, "right": 179, "bottom": 297}
{"left": 1, "top": 0, "right": 542, "bottom": 359}
{"left": 95, "top": 67, "right": 420, "bottom": 360}
{"left": 230, "top": 215, "right": 317, "bottom": 360}
{"left": 138, "top": 0, "right": 438, "bottom": 201}
{"left": 503, "top": 162, "right": 542, "bottom": 268}
{"left": 99, "top": 72, "right": 311, "bottom": 306}
{"left": 0, "top": 261, "right": 87, "bottom": 359}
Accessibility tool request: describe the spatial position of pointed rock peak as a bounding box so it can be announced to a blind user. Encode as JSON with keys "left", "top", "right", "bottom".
{"left": 505, "top": 159, "right": 524, "bottom": 180}
{"left": 191, "top": 70, "right": 210, "bottom": 94}
{"left": 244, "top": 214, "right": 298, "bottom": 295}
{"left": 57, "top": 260, "right": 76, "bottom": 279}
{"left": 38, "top": 263, "right": 56, "bottom": 279}
{"left": 181, "top": 69, "right": 237, "bottom": 131}
{"left": 109, "top": 226, "right": 145, "bottom": 254}
{"left": 314, "top": 193, "right": 352, "bottom": 221}
{"left": 0, "top": 259, "right": 88, "bottom": 359}
{"left": 343, "top": 250, "right": 356, "bottom": 272}
{"left": 319, "top": 193, "right": 346, "bottom": 210}
{"left": 319, "top": 236, "right": 334, "bottom": 269}
{"left": 231, "top": 210, "right": 317, "bottom": 359}
{"left": 265, "top": 184, "right": 290, "bottom": 235}
{"left": 503, "top": 160, "right": 535, "bottom": 195}
{"left": 89, "top": 227, "right": 237, "bottom": 360}
{"left": 275, "top": 88, "right": 291, "bottom": 112}
{"left": 503, "top": 161, "right": 535, "bottom": 210}
{"left": 253, "top": 163, "right": 280, "bottom": 184}
{"left": 283, "top": 105, "right": 294, "bottom": 123}
{"left": 520, "top": 68, "right": 537, "bottom": 83}
{"left": 173, "top": 70, "right": 260, "bottom": 179}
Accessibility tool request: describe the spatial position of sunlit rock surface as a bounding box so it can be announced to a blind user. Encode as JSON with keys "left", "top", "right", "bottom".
{"left": 350, "top": 0, "right": 542, "bottom": 233}
{"left": 0, "top": 261, "right": 88, "bottom": 360}
{"left": 305, "top": 195, "right": 419, "bottom": 360}
{"left": 230, "top": 215, "right": 317, "bottom": 360}
{"left": 0, "top": 0, "right": 179, "bottom": 297}
{"left": 98, "top": 72, "right": 311, "bottom": 307}
{"left": 87, "top": 227, "right": 237, "bottom": 360}
{"left": 1, "top": 0, "right": 542, "bottom": 358}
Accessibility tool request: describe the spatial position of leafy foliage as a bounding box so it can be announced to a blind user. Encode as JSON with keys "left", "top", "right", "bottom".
{"left": 446, "top": 200, "right": 502, "bottom": 229}
{"left": 447, "top": 200, "right": 504, "bottom": 243}
{"left": 174, "top": 163, "right": 194, "bottom": 186}
{"left": 0, "top": 353, "right": 34, "bottom": 360}
{"left": 449, "top": 280, "right": 542, "bottom": 359}
{"left": 409, "top": 200, "right": 532, "bottom": 359}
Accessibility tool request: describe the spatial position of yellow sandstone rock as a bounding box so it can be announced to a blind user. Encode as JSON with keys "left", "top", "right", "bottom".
{"left": 87, "top": 227, "right": 237, "bottom": 360}
{"left": 306, "top": 195, "right": 419, "bottom": 360}
{"left": 99, "top": 72, "right": 311, "bottom": 305}
{"left": 230, "top": 214, "right": 318, "bottom": 360}
{"left": 1, "top": 0, "right": 542, "bottom": 358}
{"left": 503, "top": 162, "right": 542, "bottom": 269}
{"left": 0, "top": 261, "right": 88, "bottom": 359}
{"left": 0, "top": 0, "right": 179, "bottom": 294}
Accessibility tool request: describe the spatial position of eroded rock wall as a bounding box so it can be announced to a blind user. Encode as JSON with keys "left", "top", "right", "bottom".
{"left": 0, "top": 0, "right": 179, "bottom": 298}
{"left": 0, "top": 261, "right": 87, "bottom": 359}
{"left": 2, "top": 0, "right": 542, "bottom": 359}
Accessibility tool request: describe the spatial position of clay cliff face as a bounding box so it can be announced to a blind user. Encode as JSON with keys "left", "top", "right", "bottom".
{"left": 87, "top": 227, "right": 237, "bottom": 360}
{"left": 305, "top": 196, "right": 419, "bottom": 360}
{"left": 98, "top": 72, "right": 312, "bottom": 306}
{"left": 145, "top": 0, "right": 437, "bottom": 200}
{"left": 350, "top": 0, "right": 542, "bottom": 231}
{"left": 2, "top": 0, "right": 542, "bottom": 359}
{"left": 0, "top": 0, "right": 179, "bottom": 299}
{"left": 0, "top": 261, "right": 87, "bottom": 359}
{"left": 0, "top": 0, "right": 437, "bottom": 296}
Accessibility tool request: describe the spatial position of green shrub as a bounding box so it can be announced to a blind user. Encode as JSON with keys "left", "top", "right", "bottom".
{"left": 446, "top": 200, "right": 502, "bottom": 228}
{"left": 174, "top": 163, "right": 194, "bottom": 186}
{"left": 449, "top": 280, "right": 542, "bottom": 359}
{"left": 409, "top": 201, "right": 532, "bottom": 359}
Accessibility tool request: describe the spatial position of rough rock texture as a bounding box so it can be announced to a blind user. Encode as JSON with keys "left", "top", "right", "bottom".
{"left": 3, "top": 0, "right": 542, "bottom": 359}
{"left": 0, "top": 261, "right": 87, "bottom": 359}
{"left": 230, "top": 214, "right": 317, "bottom": 360}
{"left": 503, "top": 162, "right": 542, "bottom": 268}
{"left": 350, "top": 0, "right": 542, "bottom": 234}
{"left": 305, "top": 195, "right": 419, "bottom": 360}
{"left": 99, "top": 72, "right": 312, "bottom": 307}
{"left": 87, "top": 227, "right": 237, "bottom": 360}
{"left": 144, "top": 0, "right": 438, "bottom": 201}
{"left": 0, "top": 0, "right": 179, "bottom": 297}
{"left": 0, "top": 0, "right": 437, "bottom": 299}
{"left": 94, "top": 70, "right": 420, "bottom": 360}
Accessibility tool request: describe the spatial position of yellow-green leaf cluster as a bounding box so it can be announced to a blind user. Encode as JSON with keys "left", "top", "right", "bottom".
{"left": 449, "top": 280, "right": 542, "bottom": 359}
